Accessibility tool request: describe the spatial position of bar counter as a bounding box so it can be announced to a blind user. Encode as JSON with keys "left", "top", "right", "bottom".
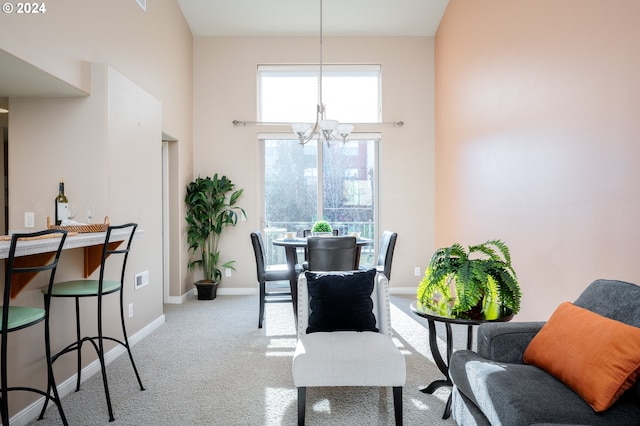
{"left": 1, "top": 228, "right": 140, "bottom": 297}
{"left": 0, "top": 229, "right": 133, "bottom": 258}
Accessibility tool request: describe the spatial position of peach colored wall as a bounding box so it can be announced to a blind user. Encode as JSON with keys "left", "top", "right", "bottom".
{"left": 193, "top": 36, "right": 436, "bottom": 294}
{"left": 0, "top": 0, "right": 194, "bottom": 301}
{"left": 435, "top": 0, "right": 640, "bottom": 320}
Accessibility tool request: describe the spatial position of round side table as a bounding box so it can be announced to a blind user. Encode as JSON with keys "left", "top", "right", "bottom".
{"left": 411, "top": 301, "right": 514, "bottom": 419}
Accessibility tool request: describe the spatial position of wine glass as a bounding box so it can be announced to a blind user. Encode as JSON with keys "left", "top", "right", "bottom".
{"left": 68, "top": 204, "right": 77, "bottom": 220}
{"left": 85, "top": 205, "right": 96, "bottom": 224}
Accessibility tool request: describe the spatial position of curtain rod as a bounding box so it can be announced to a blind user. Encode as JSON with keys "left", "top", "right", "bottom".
{"left": 232, "top": 120, "right": 404, "bottom": 127}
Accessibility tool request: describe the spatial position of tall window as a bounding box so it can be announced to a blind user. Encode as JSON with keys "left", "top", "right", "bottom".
{"left": 258, "top": 65, "right": 381, "bottom": 266}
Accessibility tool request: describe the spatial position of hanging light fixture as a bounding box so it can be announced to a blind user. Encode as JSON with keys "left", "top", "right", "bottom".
{"left": 291, "top": 0, "right": 354, "bottom": 146}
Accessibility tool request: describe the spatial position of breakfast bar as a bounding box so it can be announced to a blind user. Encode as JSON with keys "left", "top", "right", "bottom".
{"left": 0, "top": 229, "right": 136, "bottom": 297}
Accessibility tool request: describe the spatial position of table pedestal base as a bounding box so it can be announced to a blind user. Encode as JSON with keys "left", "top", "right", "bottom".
{"left": 420, "top": 319, "right": 473, "bottom": 419}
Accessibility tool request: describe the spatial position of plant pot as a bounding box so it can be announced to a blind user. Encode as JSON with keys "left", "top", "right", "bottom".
{"left": 194, "top": 281, "right": 219, "bottom": 300}
{"left": 312, "top": 232, "right": 333, "bottom": 237}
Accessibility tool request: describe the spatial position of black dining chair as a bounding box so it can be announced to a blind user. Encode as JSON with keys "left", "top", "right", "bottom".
{"left": 302, "top": 229, "right": 339, "bottom": 262}
{"left": 376, "top": 231, "right": 398, "bottom": 281}
{"left": 41, "top": 223, "right": 144, "bottom": 422}
{"left": 1, "top": 229, "right": 68, "bottom": 425}
{"left": 251, "top": 231, "right": 301, "bottom": 328}
{"left": 306, "top": 236, "right": 358, "bottom": 271}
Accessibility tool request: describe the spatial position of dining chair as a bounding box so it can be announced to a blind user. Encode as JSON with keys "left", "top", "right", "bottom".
{"left": 301, "top": 229, "right": 339, "bottom": 262}
{"left": 375, "top": 231, "right": 398, "bottom": 281}
{"left": 306, "top": 236, "right": 358, "bottom": 271}
{"left": 41, "top": 223, "right": 144, "bottom": 422}
{"left": 250, "top": 231, "right": 301, "bottom": 328}
{"left": 1, "top": 229, "right": 68, "bottom": 425}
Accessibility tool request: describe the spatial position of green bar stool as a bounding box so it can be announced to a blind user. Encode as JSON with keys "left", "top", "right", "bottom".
{"left": 1, "top": 229, "right": 68, "bottom": 425}
{"left": 40, "top": 223, "right": 144, "bottom": 422}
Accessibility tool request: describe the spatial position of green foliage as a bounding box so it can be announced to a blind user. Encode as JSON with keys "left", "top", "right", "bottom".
{"left": 416, "top": 240, "right": 521, "bottom": 315}
{"left": 312, "top": 220, "right": 332, "bottom": 233}
{"left": 185, "top": 174, "right": 245, "bottom": 283}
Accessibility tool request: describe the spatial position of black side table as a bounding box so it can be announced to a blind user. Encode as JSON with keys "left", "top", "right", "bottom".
{"left": 410, "top": 301, "right": 513, "bottom": 419}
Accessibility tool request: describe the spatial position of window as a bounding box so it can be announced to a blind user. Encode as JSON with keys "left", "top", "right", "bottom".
{"left": 258, "top": 65, "right": 381, "bottom": 123}
{"left": 258, "top": 65, "right": 381, "bottom": 266}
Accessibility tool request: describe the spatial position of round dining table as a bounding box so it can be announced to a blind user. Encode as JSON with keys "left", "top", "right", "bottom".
{"left": 272, "top": 236, "right": 373, "bottom": 323}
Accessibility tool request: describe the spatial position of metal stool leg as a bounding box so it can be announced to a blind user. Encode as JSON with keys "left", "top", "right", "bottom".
{"left": 118, "top": 287, "right": 145, "bottom": 391}
{"left": 44, "top": 303, "right": 69, "bottom": 425}
{"left": 1, "top": 328, "right": 10, "bottom": 425}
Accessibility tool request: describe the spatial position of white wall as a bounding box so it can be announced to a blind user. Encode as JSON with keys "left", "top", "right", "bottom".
{"left": 6, "top": 63, "right": 162, "bottom": 416}
{"left": 0, "top": 0, "right": 194, "bottom": 301}
{"left": 193, "top": 36, "right": 436, "bottom": 293}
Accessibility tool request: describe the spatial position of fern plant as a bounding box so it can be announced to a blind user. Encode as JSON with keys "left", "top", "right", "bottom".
{"left": 416, "top": 240, "right": 521, "bottom": 316}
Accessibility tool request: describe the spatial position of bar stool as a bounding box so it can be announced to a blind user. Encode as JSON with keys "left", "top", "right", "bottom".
{"left": 41, "top": 223, "right": 144, "bottom": 422}
{"left": 1, "top": 229, "right": 68, "bottom": 425}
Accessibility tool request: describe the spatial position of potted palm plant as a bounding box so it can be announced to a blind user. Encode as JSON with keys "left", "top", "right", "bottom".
{"left": 185, "top": 174, "right": 245, "bottom": 300}
{"left": 416, "top": 239, "right": 521, "bottom": 318}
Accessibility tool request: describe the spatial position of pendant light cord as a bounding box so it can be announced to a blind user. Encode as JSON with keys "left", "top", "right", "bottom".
{"left": 318, "top": 0, "right": 323, "bottom": 115}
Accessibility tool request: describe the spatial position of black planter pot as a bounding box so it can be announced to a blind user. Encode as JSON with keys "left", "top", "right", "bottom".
{"left": 195, "top": 281, "right": 219, "bottom": 300}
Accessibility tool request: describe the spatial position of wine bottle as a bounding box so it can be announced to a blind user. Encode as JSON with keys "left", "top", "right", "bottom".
{"left": 54, "top": 179, "right": 69, "bottom": 225}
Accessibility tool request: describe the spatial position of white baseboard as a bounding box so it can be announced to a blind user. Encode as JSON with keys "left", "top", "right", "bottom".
{"left": 178, "top": 286, "right": 416, "bottom": 299}
{"left": 165, "top": 291, "right": 192, "bottom": 304}
{"left": 11, "top": 314, "right": 166, "bottom": 426}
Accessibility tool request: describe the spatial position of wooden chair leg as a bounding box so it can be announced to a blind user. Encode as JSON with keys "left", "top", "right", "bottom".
{"left": 393, "top": 386, "right": 403, "bottom": 425}
{"left": 297, "top": 387, "right": 306, "bottom": 426}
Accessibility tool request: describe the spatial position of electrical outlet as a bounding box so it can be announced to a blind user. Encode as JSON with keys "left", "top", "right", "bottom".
{"left": 24, "top": 212, "right": 35, "bottom": 228}
{"left": 128, "top": 303, "right": 133, "bottom": 318}
{"left": 414, "top": 267, "right": 421, "bottom": 276}
{"left": 225, "top": 268, "right": 232, "bottom": 277}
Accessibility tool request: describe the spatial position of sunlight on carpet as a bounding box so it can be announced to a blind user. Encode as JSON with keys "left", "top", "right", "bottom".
{"left": 27, "top": 295, "right": 456, "bottom": 426}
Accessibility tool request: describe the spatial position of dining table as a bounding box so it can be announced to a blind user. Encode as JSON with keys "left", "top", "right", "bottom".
{"left": 272, "top": 236, "right": 373, "bottom": 322}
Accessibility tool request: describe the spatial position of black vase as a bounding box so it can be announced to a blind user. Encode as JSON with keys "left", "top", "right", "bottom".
{"left": 195, "top": 282, "right": 219, "bottom": 300}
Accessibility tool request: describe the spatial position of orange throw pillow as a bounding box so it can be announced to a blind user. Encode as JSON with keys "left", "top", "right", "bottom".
{"left": 523, "top": 302, "right": 640, "bottom": 412}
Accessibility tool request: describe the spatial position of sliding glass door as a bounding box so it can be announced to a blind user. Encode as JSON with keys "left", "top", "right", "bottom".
{"left": 262, "top": 136, "right": 378, "bottom": 266}
{"left": 258, "top": 64, "right": 381, "bottom": 265}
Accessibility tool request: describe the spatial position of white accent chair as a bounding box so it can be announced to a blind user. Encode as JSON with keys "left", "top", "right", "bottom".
{"left": 292, "top": 270, "right": 406, "bottom": 425}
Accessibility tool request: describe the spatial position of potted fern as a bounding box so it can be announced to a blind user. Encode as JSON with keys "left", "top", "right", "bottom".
{"left": 416, "top": 239, "right": 521, "bottom": 319}
{"left": 185, "top": 174, "right": 245, "bottom": 300}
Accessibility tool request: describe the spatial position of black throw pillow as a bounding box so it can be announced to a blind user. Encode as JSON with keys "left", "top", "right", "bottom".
{"left": 305, "top": 269, "right": 378, "bottom": 334}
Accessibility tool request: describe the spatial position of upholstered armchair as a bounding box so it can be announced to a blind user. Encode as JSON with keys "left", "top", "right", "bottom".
{"left": 292, "top": 269, "right": 406, "bottom": 425}
{"left": 449, "top": 279, "right": 640, "bottom": 426}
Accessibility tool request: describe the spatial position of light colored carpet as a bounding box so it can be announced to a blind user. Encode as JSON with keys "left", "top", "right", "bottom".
{"left": 31, "top": 294, "right": 462, "bottom": 425}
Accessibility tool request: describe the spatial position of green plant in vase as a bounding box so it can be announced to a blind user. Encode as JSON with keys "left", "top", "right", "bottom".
{"left": 311, "top": 220, "right": 332, "bottom": 234}
{"left": 416, "top": 239, "right": 521, "bottom": 318}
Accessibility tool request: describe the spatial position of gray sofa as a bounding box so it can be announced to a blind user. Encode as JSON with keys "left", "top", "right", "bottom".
{"left": 449, "top": 279, "right": 640, "bottom": 426}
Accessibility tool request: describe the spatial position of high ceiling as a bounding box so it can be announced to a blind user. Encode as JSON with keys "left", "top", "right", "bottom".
{"left": 0, "top": 0, "right": 448, "bottom": 100}
{"left": 177, "top": 0, "right": 449, "bottom": 37}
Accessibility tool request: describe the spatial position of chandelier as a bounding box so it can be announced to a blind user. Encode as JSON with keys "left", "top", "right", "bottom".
{"left": 231, "top": 0, "right": 404, "bottom": 138}
{"left": 291, "top": 0, "right": 354, "bottom": 146}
